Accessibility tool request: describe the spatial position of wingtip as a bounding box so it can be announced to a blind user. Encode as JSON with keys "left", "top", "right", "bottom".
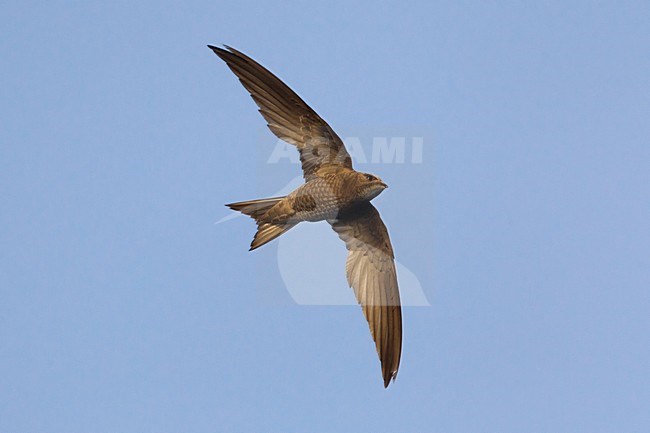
{"left": 207, "top": 44, "right": 231, "bottom": 58}
{"left": 207, "top": 44, "right": 237, "bottom": 52}
{"left": 208, "top": 44, "right": 251, "bottom": 63}
{"left": 383, "top": 371, "right": 397, "bottom": 388}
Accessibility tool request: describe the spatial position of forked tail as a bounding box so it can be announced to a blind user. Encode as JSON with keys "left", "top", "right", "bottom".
{"left": 226, "top": 197, "right": 296, "bottom": 250}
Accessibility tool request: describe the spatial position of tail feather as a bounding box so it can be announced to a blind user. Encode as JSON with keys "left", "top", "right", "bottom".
{"left": 226, "top": 196, "right": 284, "bottom": 219}
{"left": 249, "top": 221, "right": 296, "bottom": 251}
{"left": 226, "top": 197, "right": 295, "bottom": 250}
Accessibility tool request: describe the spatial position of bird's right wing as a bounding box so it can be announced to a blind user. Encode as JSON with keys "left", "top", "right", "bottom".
{"left": 209, "top": 45, "right": 353, "bottom": 180}
{"left": 329, "top": 203, "right": 402, "bottom": 387}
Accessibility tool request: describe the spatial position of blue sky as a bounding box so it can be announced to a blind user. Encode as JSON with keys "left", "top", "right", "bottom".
{"left": 2, "top": 1, "right": 650, "bottom": 432}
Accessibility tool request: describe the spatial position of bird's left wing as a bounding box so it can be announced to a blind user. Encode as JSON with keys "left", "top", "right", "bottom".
{"left": 208, "top": 45, "right": 352, "bottom": 180}
{"left": 329, "top": 203, "right": 402, "bottom": 387}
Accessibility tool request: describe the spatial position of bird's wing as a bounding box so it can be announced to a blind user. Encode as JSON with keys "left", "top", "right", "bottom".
{"left": 209, "top": 45, "right": 353, "bottom": 180}
{"left": 329, "top": 202, "right": 402, "bottom": 387}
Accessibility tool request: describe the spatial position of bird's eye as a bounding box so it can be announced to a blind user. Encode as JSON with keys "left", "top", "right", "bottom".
{"left": 365, "top": 174, "right": 375, "bottom": 181}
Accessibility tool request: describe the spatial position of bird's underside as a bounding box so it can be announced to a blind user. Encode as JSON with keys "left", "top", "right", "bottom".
{"left": 210, "top": 44, "right": 402, "bottom": 387}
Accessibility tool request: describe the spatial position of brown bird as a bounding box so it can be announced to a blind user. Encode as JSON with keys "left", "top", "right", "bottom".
{"left": 209, "top": 45, "right": 402, "bottom": 387}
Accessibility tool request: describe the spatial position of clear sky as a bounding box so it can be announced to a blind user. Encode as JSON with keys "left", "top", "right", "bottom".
{"left": 2, "top": 1, "right": 650, "bottom": 432}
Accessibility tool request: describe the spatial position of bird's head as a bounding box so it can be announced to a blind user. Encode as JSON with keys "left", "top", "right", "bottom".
{"left": 356, "top": 172, "right": 388, "bottom": 201}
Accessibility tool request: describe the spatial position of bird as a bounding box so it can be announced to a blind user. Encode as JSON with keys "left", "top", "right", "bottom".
{"left": 208, "top": 45, "right": 402, "bottom": 387}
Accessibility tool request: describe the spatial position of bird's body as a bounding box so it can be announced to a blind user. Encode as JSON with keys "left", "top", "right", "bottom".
{"left": 209, "top": 45, "right": 403, "bottom": 387}
{"left": 275, "top": 168, "right": 357, "bottom": 223}
{"left": 258, "top": 167, "right": 386, "bottom": 224}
